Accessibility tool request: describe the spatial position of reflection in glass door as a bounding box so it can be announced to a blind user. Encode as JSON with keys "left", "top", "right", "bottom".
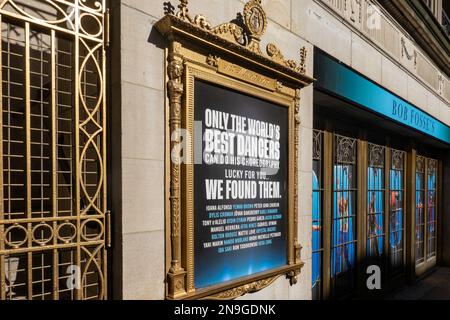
{"left": 415, "top": 156, "right": 438, "bottom": 274}
{"left": 389, "top": 150, "right": 405, "bottom": 275}
{"left": 426, "top": 160, "right": 437, "bottom": 260}
{"left": 367, "top": 144, "right": 385, "bottom": 260}
{"left": 331, "top": 135, "right": 357, "bottom": 297}
{"left": 312, "top": 130, "right": 324, "bottom": 300}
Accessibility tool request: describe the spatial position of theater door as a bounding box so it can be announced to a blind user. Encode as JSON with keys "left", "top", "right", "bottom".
{"left": 413, "top": 155, "right": 439, "bottom": 277}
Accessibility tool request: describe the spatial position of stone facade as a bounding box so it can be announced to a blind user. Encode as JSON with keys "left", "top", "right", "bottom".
{"left": 111, "top": 0, "right": 450, "bottom": 300}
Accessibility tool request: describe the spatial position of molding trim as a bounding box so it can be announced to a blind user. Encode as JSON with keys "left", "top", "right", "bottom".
{"left": 381, "top": 0, "right": 450, "bottom": 77}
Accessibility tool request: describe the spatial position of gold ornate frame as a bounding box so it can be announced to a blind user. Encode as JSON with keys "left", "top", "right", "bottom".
{"left": 156, "top": 0, "right": 314, "bottom": 300}
{"left": 0, "top": 0, "right": 108, "bottom": 300}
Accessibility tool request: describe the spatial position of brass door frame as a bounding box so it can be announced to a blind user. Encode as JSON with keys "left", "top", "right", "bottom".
{"left": 328, "top": 133, "right": 359, "bottom": 299}
{"left": 0, "top": 0, "right": 109, "bottom": 300}
{"left": 356, "top": 138, "right": 366, "bottom": 297}
{"left": 386, "top": 147, "right": 408, "bottom": 288}
{"left": 322, "top": 131, "right": 333, "bottom": 300}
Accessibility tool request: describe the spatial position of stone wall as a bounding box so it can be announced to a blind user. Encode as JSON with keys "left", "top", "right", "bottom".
{"left": 111, "top": 0, "right": 449, "bottom": 300}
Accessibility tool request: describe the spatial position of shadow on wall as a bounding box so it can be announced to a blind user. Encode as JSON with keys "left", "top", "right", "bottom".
{"left": 148, "top": 24, "right": 166, "bottom": 49}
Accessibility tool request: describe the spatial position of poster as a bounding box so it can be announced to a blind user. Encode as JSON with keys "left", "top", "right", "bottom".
{"left": 194, "top": 80, "right": 288, "bottom": 289}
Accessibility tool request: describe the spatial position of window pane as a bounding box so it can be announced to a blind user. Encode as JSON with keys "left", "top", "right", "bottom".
{"left": 312, "top": 130, "right": 323, "bottom": 300}
{"left": 389, "top": 150, "right": 405, "bottom": 274}
{"left": 415, "top": 156, "right": 425, "bottom": 265}
{"left": 427, "top": 159, "right": 437, "bottom": 259}
{"left": 367, "top": 144, "right": 385, "bottom": 259}
{"left": 332, "top": 135, "right": 357, "bottom": 297}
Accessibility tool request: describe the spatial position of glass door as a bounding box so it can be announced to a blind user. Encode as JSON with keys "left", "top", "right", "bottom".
{"left": 331, "top": 134, "right": 357, "bottom": 298}
{"left": 415, "top": 156, "right": 438, "bottom": 276}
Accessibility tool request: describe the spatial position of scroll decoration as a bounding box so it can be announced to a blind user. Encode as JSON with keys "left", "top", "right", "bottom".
{"left": 336, "top": 135, "right": 357, "bottom": 164}
{"left": 0, "top": 0, "right": 105, "bottom": 41}
{"left": 313, "top": 131, "right": 323, "bottom": 161}
{"left": 368, "top": 143, "right": 385, "bottom": 168}
{"left": 171, "top": 0, "right": 307, "bottom": 75}
{"left": 391, "top": 149, "right": 405, "bottom": 171}
{"left": 204, "top": 276, "right": 280, "bottom": 300}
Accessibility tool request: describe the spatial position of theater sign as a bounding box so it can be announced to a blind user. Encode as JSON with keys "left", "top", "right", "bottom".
{"left": 155, "top": 0, "right": 314, "bottom": 300}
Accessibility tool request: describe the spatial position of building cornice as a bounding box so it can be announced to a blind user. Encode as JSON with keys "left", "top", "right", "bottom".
{"left": 381, "top": 0, "right": 450, "bottom": 77}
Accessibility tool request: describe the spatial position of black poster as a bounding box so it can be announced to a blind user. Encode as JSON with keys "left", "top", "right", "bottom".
{"left": 194, "top": 80, "right": 288, "bottom": 289}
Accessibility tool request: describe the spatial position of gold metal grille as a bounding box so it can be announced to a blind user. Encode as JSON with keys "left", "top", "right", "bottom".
{"left": 0, "top": 0, "right": 107, "bottom": 300}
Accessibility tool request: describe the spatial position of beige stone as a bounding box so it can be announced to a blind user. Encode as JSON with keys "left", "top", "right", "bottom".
{"left": 298, "top": 170, "right": 313, "bottom": 218}
{"left": 265, "top": 0, "right": 291, "bottom": 29}
{"left": 351, "top": 33, "right": 382, "bottom": 83}
{"left": 121, "top": 5, "right": 165, "bottom": 91}
{"left": 440, "top": 104, "right": 450, "bottom": 127}
{"left": 300, "top": 85, "right": 314, "bottom": 129}
{"left": 262, "top": 20, "right": 314, "bottom": 78}
{"left": 188, "top": 0, "right": 244, "bottom": 27}
{"left": 122, "top": 230, "right": 165, "bottom": 300}
{"left": 407, "top": 75, "right": 429, "bottom": 111}
{"left": 122, "top": 83, "right": 165, "bottom": 161}
{"left": 297, "top": 215, "right": 312, "bottom": 263}
{"left": 381, "top": 56, "right": 408, "bottom": 100}
{"left": 292, "top": 0, "right": 352, "bottom": 65}
{"left": 427, "top": 92, "right": 442, "bottom": 120}
{"left": 299, "top": 126, "right": 313, "bottom": 173}
{"left": 121, "top": 0, "right": 165, "bottom": 19}
{"left": 122, "top": 158, "right": 165, "bottom": 234}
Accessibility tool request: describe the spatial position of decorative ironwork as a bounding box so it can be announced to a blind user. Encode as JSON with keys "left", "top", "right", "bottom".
{"left": 415, "top": 154, "right": 426, "bottom": 265}
{"left": 0, "top": 0, "right": 105, "bottom": 41}
{"left": 367, "top": 143, "right": 385, "bottom": 259}
{"left": 335, "top": 134, "right": 357, "bottom": 164}
{"left": 428, "top": 158, "right": 437, "bottom": 175}
{"left": 313, "top": 130, "right": 323, "bottom": 160}
{"left": 391, "top": 149, "right": 405, "bottom": 170}
{"left": 389, "top": 147, "right": 405, "bottom": 274}
{"left": 368, "top": 143, "right": 385, "bottom": 168}
{"left": 0, "top": 0, "right": 108, "bottom": 300}
{"left": 416, "top": 155, "right": 425, "bottom": 173}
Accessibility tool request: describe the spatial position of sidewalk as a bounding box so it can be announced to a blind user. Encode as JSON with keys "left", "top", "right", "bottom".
{"left": 388, "top": 268, "right": 450, "bottom": 300}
